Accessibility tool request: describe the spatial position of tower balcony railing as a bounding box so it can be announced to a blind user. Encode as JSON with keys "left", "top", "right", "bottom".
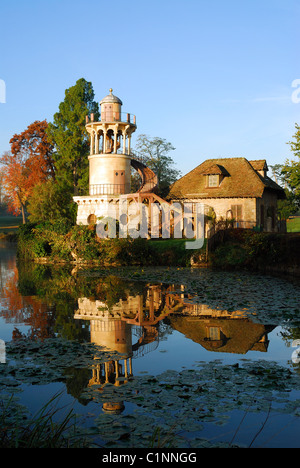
{"left": 87, "top": 112, "right": 136, "bottom": 125}
{"left": 89, "top": 183, "right": 131, "bottom": 196}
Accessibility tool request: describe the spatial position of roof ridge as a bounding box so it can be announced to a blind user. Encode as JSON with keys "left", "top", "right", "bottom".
{"left": 203, "top": 156, "right": 248, "bottom": 161}
{"left": 249, "top": 159, "right": 267, "bottom": 162}
{"left": 243, "top": 158, "right": 267, "bottom": 189}
{"left": 171, "top": 157, "right": 256, "bottom": 183}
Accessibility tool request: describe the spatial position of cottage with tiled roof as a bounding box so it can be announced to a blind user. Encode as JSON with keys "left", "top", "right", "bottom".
{"left": 167, "top": 157, "right": 286, "bottom": 233}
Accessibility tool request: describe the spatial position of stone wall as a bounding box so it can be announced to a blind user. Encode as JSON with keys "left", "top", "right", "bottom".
{"left": 186, "top": 193, "right": 282, "bottom": 233}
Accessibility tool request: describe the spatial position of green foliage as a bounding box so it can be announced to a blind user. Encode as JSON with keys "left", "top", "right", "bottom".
{"left": 212, "top": 242, "right": 247, "bottom": 269}
{"left": 281, "top": 123, "right": 300, "bottom": 206}
{"left": 97, "top": 237, "right": 154, "bottom": 265}
{"left": 67, "top": 224, "right": 100, "bottom": 261}
{"left": 242, "top": 232, "right": 279, "bottom": 265}
{"left": 210, "top": 230, "right": 300, "bottom": 271}
{"left": 149, "top": 238, "right": 200, "bottom": 266}
{"left": 17, "top": 222, "right": 156, "bottom": 265}
{"left": 207, "top": 207, "right": 216, "bottom": 227}
{"left": 96, "top": 275, "right": 129, "bottom": 310}
{"left": 30, "top": 238, "right": 51, "bottom": 258}
{"left": 47, "top": 78, "right": 99, "bottom": 196}
{"left": 27, "top": 180, "right": 76, "bottom": 225}
{"left": 17, "top": 222, "right": 39, "bottom": 260}
{"left": 277, "top": 189, "right": 298, "bottom": 220}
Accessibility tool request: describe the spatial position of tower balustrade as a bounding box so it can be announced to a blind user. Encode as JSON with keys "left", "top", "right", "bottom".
{"left": 87, "top": 112, "right": 136, "bottom": 125}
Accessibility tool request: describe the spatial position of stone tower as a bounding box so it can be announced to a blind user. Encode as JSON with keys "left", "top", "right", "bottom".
{"left": 73, "top": 89, "right": 158, "bottom": 226}
{"left": 86, "top": 88, "right": 137, "bottom": 196}
{"left": 73, "top": 89, "right": 137, "bottom": 225}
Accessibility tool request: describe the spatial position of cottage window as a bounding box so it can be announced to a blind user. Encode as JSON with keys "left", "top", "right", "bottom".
{"left": 208, "top": 174, "right": 219, "bottom": 187}
{"left": 231, "top": 204, "right": 242, "bottom": 221}
{"left": 208, "top": 327, "right": 221, "bottom": 340}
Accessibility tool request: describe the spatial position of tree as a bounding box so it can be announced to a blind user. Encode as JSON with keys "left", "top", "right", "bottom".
{"left": 0, "top": 151, "right": 29, "bottom": 223}
{"left": 277, "top": 189, "right": 298, "bottom": 220}
{"left": 27, "top": 180, "right": 76, "bottom": 224}
{"left": 282, "top": 123, "right": 300, "bottom": 207}
{"left": 47, "top": 78, "right": 99, "bottom": 196}
{"left": 133, "top": 134, "right": 181, "bottom": 197}
{"left": 9, "top": 119, "right": 55, "bottom": 181}
{"left": 0, "top": 169, "right": 8, "bottom": 208}
{"left": 269, "top": 164, "right": 298, "bottom": 218}
{"left": 0, "top": 120, "right": 55, "bottom": 223}
{"left": 269, "top": 164, "right": 287, "bottom": 187}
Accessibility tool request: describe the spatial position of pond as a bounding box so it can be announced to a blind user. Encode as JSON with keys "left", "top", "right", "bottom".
{"left": 0, "top": 241, "right": 300, "bottom": 448}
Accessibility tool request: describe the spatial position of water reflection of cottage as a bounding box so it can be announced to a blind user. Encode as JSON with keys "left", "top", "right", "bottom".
{"left": 167, "top": 290, "right": 275, "bottom": 354}
{"left": 169, "top": 315, "right": 275, "bottom": 354}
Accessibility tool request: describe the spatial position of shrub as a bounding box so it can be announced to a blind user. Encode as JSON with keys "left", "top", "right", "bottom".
{"left": 242, "top": 231, "right": 279, "bottom": 266}
{"left": 67, "top": 225, "right": 100, "bottom": 261}
{"left": 211, "top": 243, "right": 248, "bottom": 269}
{"left": 97, "top": 237, "right": 154, "bottom": 265}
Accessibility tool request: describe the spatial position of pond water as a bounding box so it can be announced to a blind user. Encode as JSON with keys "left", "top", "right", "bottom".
{"left": 0, "top": 241, "right": 300, "bottom": 448}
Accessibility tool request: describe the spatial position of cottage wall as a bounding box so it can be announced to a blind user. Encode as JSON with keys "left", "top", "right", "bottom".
{"left": 184, "top": 192, "right": 283, "bottom": 234}
{"left": 202, "top": 197, "right": 256, "bottom": 224}
{"left": 186, "top": 197, "right": 257, "bottom": 231}
{"left": 256, "top": 190, "right": 279, "bottom": 232}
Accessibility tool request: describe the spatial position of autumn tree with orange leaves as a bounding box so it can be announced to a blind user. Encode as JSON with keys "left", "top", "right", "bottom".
{"left": 0, "top": 120, "right": 55, "bottom": 223}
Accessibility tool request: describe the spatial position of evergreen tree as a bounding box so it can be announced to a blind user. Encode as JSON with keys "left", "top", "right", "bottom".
{"left": 47, "top": 78, "right": 99, "bottom": 196}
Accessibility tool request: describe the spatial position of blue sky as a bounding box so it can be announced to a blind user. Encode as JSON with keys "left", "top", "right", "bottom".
{"left": 0, "top": 0, "right": 299, "bottom": 176}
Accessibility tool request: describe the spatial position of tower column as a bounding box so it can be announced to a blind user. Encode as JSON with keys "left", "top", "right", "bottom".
{"left": 128, "top": 134, "right": 131, "bottom": 155}
{"left": 114, "top": 129, "right": 118, "bottom": 153}
{"left": 122, "top": 131, "right": 126, "bottom": 154}
{"left": 95, "top": 131, "right": 99, "bottom": 154}
{"left": 90, "top": 133, "right": 94, "bottom": 155}
{"left": 115, "top": 360, "right": 119, "bottom": 379}
{"left": 103, "top": 129, "right": 107, "bottom": 153}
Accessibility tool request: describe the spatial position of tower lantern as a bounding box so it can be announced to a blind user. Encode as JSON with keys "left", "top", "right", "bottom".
{"left": 85, "top": 89, "right": 137, "bottom": 196}
{"left": 100, "top": 88, "right": 122, "bottom": 122}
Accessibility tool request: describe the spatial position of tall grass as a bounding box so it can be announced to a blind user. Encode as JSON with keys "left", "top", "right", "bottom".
{"left": 0, "top": 393, "right": 90, "bottom": 448}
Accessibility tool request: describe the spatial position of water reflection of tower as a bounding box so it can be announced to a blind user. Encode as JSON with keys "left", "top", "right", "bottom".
{"left": 75, "top": 298, "right": 134, "bottom": 403}
{"left": 88, "top": 316, "right": 132, "bottom": 414}
{"left": 74, "top": 285, "right": 169, "bottom": 413}
{"left": 77, "top": 285, "right": 172, "bottom": 375}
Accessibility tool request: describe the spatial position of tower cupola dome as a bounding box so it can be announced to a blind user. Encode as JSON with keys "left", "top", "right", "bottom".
{"left": 100, "top": 88, "right": 123, "bottom": 106}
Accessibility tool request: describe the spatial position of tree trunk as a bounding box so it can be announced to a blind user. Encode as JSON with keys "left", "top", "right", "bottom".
{"left": 21, "top": 204, "right": 26, "bottom": 224}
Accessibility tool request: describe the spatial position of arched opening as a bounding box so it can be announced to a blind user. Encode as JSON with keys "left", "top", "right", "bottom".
{"left": 87, "top": 214, "right": 97, "bottom": 225}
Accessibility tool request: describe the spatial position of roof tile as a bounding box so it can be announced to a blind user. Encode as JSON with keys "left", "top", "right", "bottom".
{"left": 168, "top": 157, "right": 285, "bottom": 199}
